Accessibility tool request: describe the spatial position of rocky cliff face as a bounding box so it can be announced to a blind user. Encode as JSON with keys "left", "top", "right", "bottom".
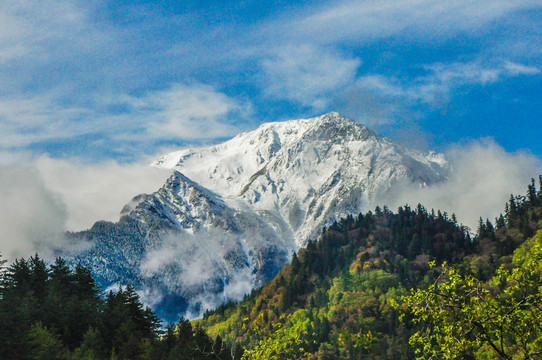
{"left": 68, "top": 112, "right": 448, "bottom": 320}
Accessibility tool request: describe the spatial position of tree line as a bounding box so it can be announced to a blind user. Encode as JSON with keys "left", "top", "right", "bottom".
{"left": 196, "top": 177, "right": 542, "bottom": 359}
{"left": 0, "top": 255, "right": 243, "bottom": 360}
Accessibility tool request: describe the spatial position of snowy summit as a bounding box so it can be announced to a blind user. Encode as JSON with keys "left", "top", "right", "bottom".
{"left": 71, "top": 112, "right": 449, "bottom": 319}
{"left": 153, "top": 112, "right": 448, "bottom": 247}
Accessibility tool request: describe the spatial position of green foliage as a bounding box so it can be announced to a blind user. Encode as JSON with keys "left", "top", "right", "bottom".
{"left": 3, "top": 177, "right": 542, "bottom": 360}
{"left": 242, "top": 310, "right": 318, "bottom": 360}
{"left": 197, "top": 178, "right": 542, "bottom": 359}
{"left": 404, "top": 230, "right": 542, "bottom": 359}
{"left": 27, "top": 322, "right": 68, "bottom": 360}
{"left": 0, "top": 254, "right": 237, "bottom": 360}
{"left": 196, "top": 203, "right": 476, "bottom": 359}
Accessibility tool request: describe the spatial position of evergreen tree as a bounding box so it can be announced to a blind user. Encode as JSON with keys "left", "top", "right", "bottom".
{"left": 527, "top": 178, "right": 538, "bottom": 205}
{"left": 71, "top": 327, "right": 104, "bottom": 360}
{"left": 28, "top": 254, "right": 49, "bottom": 300}
{"left": 495, "top": 214, "right": 506, "bottom": 229}
{"left": 27, "top": 322, "right": 67, "bottom": 360}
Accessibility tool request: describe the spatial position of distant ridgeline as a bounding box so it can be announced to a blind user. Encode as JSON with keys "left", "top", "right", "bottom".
{"left": 1, "top": 177, "right": 542, "bottom": 359}
{"left": 195, "top": 177, "right": 542, "bottom": 360}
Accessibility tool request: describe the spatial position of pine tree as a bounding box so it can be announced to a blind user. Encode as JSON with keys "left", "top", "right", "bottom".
{"left": 71, "top": 327, "right": 104, "bottom": 360}
{"left": 231, "top": 343, "right": 245, "bottom": 360}
{"left": 495, "top": 214, "right": 506, "bottom": 229}
{"left": 3, "top": 258, "right": 31, "bottom": 293}
{"left": 527, "top": 178, "right": 538, "bottom": 205}
{"left": 29, "top": 254, "right": 49, "bottom": 300}
{"left": 0, "top": 251, "right": 6, "bottom": 281}
{"left": 213, "top": 334, "right": 224, "bottom": 357}
{"left": 477, "top": 217, "right": 486, "bottom": 238}
{"left": 27, "top": 322, "right": 67, "bottom": 360}
{"left": 485, "top": 219, "right": 495, "bottom": 238}
{"left": 508, "top": 194, "right": 518, "bottom": 222}
{"left": 290, "top": 252, "right": 300, "bottom": 275}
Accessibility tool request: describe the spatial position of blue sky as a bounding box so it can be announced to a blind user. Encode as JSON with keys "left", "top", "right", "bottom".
{"left": 1, "top": 0, "right": 542, "bottom": 262}
{"left": 1, "top": 0, "right": 541, "bottom": 163}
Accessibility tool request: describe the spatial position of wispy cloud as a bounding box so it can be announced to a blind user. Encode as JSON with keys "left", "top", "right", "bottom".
{"left": 260, "top": 45, "right": 361, "bottom": 109}
{"left": 0, "top": 82, "right": 253, "bottom": 154}
{"left": 346, "top": 60, "right": 541, "bottom": 124}
{"left": 503, "top": 61, "right": 541, "bottom": 76}
{"left": 424, "top": 60, "right": 540, "bottom": 89}
{"left": 248, "top": 0, "right": 540, "bottom": 114}
{"left": 0, "top": 94, "right": 94, "bottom": 149}
{"left": 0, "top": 0, "right": 540, "bottom": 157}
{"left": 35, "top": 156, "right": 172, "bottom": 231}
{"left": 0, "top": 166, "right": 67, "bottom": 260}
{"left": 135, "top": 83, "right": 253, "bottom": 141}
{"left": 292, "top": 0, "right": 540, "bottom": 44}
{"left": 0, "top": 1, "right": 253, "bottom": 154}
{"left": 140, "top": 228, "right": 255, "bottom": 318}
{"left": 0, "top": 1, "right": 93, "bottom": 64}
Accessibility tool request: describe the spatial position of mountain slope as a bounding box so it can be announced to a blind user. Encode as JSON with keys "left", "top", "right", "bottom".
{"left": 67, "top": 112, "right": 449, "bottom": 319}
{"left": 195, "top": 185, "right": 542, "bottom": 359}
{"left": 195, "top": 204, "right": 474, "bottom": 359}
{"left": 153, "top": 112, "right": 448, "bottom": 246}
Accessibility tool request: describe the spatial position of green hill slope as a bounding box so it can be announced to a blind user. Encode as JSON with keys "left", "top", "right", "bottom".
{"left": 195, "top": 179, "right": 542, "bottom": 359}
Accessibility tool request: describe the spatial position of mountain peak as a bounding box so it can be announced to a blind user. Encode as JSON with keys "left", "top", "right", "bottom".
{"left": 295, "top": 112, "right": 374, "bottom": 144}
{"left": 276, "top": 111, "right": 361, "bottom": 129}
{"left": 315, "top": 111, "right": 353, "bottom": 123}
{"left": 152, "top": 111, "right": 448, "bottom": 246}
{"left": 73, "top": 111, "right": 450, "bottom": 319}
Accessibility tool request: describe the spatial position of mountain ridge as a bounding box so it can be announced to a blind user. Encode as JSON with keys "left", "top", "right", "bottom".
{"left": 67, "top": 112, "right": 450, "bottom": 319}
{"left": 152, "top": 112, "right": 448, "bottom": 247}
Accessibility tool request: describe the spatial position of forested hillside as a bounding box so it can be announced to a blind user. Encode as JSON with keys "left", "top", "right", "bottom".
{"left": 196, "top": 178, "right": 542, "bottom": 359}
{"left": 0, "top": 255, "right": 243, "bottom": 360}
{"left": 1, "top": 178, "right": 541, "bottom": 359}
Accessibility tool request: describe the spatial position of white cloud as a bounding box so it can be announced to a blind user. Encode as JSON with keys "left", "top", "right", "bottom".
{"left": 379, "top": 139, "right": 541, "bottom": 231}
{"left": 261, "top": 45, "right": 361, "bottom": 109}
{"left": 0, "top": 2, "right": 257, "bottom": 151}
{"left": 0, "top": 94, "right": 94, "bottom": 148}
{"left": 293, "top": 0, "right": 540, "bottom": 44}
{"left": 0, "top": 166, "right": 67, "bottom": 261}
{"left": 136, "top": 287, "right": 165, "bottom": 309}
{"left": 0, "top": 82, "right": 253, "bottom": 151}
{"left": 352, "top": 60, "right": 541, "bottom": 115}
{"left": 0, "top": 0, "right": 539, "bottom": 156}
{"left": 424, "top": 61, "right": 540, "bottom": 89}
{"left": 34, "top": 156, "right": 171, "bottom": 231}
{"left": 140, "top": 228, "right": 255, "bottom": 318}
{"left": 184, "top": 269, "right": 254, "bottom": 319}
{"left": 503, "top": 61, "right": 541, "bottom": 76}
{"left": 141, "top": 84, "right": 253, "bottom": 140}
{"left": 0, "top": 155, "right": 172, "bottom": 259}
{"left": 0, "top": 1, "right": 93, "bottom": 63}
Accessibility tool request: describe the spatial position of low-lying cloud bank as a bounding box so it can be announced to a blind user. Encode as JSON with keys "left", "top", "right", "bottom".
{"left": 379, "top": 139, "right": 541, "bottom": 231}
{"left": 0, "top": 166, "right": 67, "bottom": 260}
{"left": 34, "top": 156, "right": 171, "bottom": 231}
{"left": 0, "top": 140, "right": 540, "bottom": 263}
{"left": 0, "top": 156, "right": 171, "bottom": 261}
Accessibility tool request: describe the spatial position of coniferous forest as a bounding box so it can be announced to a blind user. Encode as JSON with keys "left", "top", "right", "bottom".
{"left": 0, "top": 256, "right": 241, "bottom": 360}
{"left": 2, "top": 178, "right": 542, "bottom": 359}
{"left": 196, "top": 177, "right": 542, "bottom": 359}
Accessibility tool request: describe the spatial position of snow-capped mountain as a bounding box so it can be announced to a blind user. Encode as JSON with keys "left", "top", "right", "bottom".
{"left": 69, "top": 112, "right": 449, "bottom": 320}
{"left": 153, "top": 112, "right": 447, "bottom": 246}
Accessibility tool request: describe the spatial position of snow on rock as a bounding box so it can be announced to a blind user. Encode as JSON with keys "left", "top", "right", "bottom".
{"left": 71, "top": 112, "right": 448, "bottom": 319}
{"left": 153, "top": 112, "right": 448, "bottom": 246}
